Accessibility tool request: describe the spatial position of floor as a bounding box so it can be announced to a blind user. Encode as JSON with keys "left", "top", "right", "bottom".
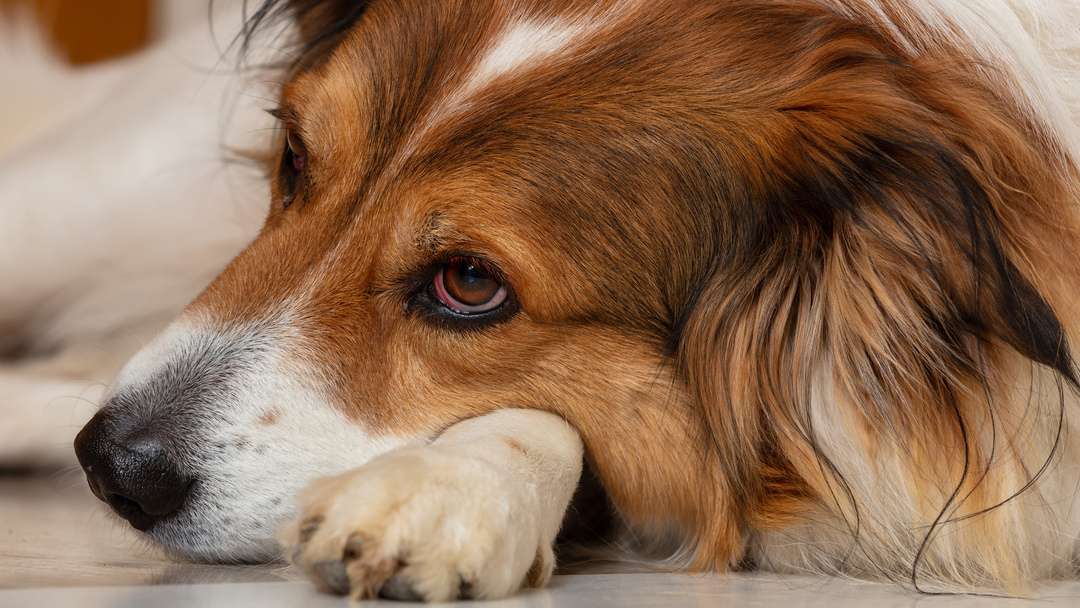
{"left": 4, "top": 475, "right": 1080, "bottom": 608}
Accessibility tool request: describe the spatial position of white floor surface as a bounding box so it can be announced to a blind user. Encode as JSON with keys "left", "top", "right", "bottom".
{"left": 4, "top": 474, "right": 1080, "bottom": 607}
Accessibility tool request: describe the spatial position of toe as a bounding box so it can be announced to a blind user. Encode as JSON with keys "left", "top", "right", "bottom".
{"left": 346, "top": 552, "right": 400, "bottom": 600}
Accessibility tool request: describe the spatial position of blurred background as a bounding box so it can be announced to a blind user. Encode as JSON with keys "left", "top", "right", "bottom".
{"left": 0, "top": 0, "right": 212, "bottom": 64}
{"left": 0, "top": 0, "right": 283, "bottom": 591}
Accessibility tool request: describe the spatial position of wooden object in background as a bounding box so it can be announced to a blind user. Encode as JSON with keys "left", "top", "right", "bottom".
{"left": 1, "top": 0, "right": 151, "bottom": 65}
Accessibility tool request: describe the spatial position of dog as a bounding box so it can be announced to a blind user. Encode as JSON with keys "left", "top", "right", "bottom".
{"left": 14, "top": 0, "right": 1077, "bottom": 601}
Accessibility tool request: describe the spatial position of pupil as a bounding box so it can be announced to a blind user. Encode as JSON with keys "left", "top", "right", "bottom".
{"left": 460, "top": 264, "right": 484, "bottom": 285}
{"left": 456, "top": 264, "right": 491, "bottom": 296}
{"left": 448, "top": 261, "right": 496, "bottom": 303}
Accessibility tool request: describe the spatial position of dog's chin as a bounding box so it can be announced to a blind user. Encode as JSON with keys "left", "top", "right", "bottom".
{"left": 137, "top": 485, "right": 291, "bottom": 564}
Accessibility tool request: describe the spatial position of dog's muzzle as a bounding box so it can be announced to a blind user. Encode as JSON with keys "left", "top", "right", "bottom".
{"left": 74, "top": 410, "right": 193, "bottom": 531}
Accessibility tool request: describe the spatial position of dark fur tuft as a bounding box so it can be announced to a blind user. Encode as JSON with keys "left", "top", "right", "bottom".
{"left": 238, "top": 0, "right": 373, "bottom": 69}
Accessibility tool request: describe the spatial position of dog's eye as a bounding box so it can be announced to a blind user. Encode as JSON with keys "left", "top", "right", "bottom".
{"left": 280, "top": 129, "right": 307, "bottom": 209}
{"left": 433, "top": 259, "right": 507, "bottom": 314}
{"left": 285, "top": 130, "right": 306, "bottom": 172}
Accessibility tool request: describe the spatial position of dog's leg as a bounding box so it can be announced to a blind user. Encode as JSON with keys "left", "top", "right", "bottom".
{"left": 0, "top": 360, "right": 108, "bottom": 469}
{"left": 0, "top": 331, "right": 142, "bottom": 469}
{"left": 282, "top": 409, "right": 584, "bottom": 602}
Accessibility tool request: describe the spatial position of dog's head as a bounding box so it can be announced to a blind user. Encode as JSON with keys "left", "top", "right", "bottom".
{"left": 75, "top": 0, "right": 1080, "bottom": 567}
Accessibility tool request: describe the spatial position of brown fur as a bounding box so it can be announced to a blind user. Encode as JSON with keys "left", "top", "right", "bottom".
{"left": 208, "top": 0, "right": 1080, "bottom": 591}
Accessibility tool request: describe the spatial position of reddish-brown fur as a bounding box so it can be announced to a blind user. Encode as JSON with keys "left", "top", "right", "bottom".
{"left": 193, "top": 0, "right": 1080, "bottom": 589}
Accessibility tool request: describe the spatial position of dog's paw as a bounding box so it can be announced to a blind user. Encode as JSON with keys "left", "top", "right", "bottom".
{"left": 281, "top": 445, "right": 555, "bottom": 602}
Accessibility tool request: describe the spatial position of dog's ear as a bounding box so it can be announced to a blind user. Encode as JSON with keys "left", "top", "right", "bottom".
{"left": 671, "top": 17, "right": 1080, "bottom": 582}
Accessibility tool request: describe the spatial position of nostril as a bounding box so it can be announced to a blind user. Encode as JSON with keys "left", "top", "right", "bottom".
{"left": 74, "top": 410, "right": 193, "bottom": 531}
{"left": 105, "top": 493, "right": 154, "bottom": 531}
{"left": 98, "top": 452, "right": 193, "bottom": 531}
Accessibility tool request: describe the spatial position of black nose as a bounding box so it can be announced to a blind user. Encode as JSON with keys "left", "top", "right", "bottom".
{"left": 74, "top": 410, "right": 192, "bottom": 531}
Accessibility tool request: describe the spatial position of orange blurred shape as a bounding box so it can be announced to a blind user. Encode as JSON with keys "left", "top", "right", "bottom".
{"left": 2, "top": 0, "right": 150, "bottom": 65}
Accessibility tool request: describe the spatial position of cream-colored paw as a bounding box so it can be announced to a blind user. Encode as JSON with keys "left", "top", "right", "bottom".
{"left": 282, "top": 445, "right": 555, "bottom": 602}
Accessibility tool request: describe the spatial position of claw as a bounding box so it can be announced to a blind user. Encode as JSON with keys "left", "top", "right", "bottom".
{"left": 524, "top": 551, "right": 549, "bottom": 588}
{"left": 346, "top": 555, "right": 400, "bottom": 601}
{"left": 380, "top": 574, "right": 423, "bottom": 601}
{"left": 458, "top": 575, "right": 476, "bottom": 600}
{"left": 311, "top": 560, "right": 350, "bottom": 595}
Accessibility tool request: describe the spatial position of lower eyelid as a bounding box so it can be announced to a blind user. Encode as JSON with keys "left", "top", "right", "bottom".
{"left": 408, "top": 287, "right": 516, "bottom": 331}
{"left": 433, "top": 268, "right": 466, "bottom": 313}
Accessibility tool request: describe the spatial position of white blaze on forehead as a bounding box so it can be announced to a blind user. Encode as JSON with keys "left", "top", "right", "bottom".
{"left": 394, "top": 17, "right": 592, "bottom": 166}
{"left": 400, "top": 2, "right": 647, "bottom": 161}
{"left": 450, "top": 18, "right": 596, "bottom": 107}
{"left": 426, "top": 5, "right": 634, "bottom": 126}
{"left": 459, "top": 0, "right": 648, "bottom": 92}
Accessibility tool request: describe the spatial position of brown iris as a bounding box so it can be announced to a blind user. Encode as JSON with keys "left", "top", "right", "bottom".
{"left": 433, "top": 259, "right": 507, "bottom": 314}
